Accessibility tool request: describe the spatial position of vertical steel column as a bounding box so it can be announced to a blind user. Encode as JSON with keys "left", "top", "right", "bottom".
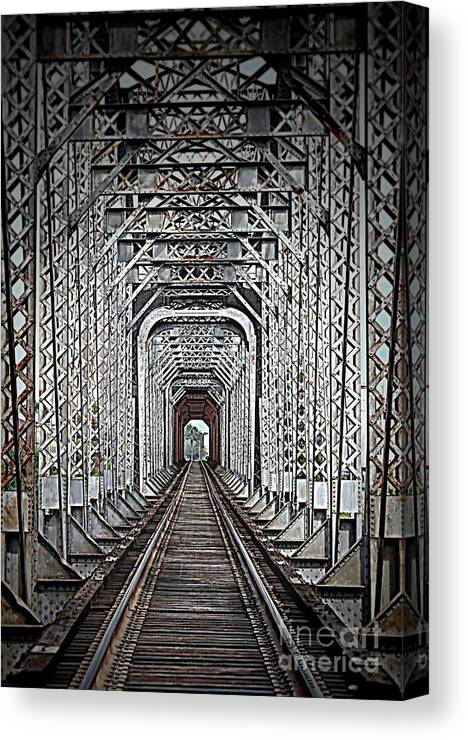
{"left": 328, "top": 41, "right": 362, "bottom": 564}
{"left": 366, "top": 2, "right": 427, "bottom": 619}
{"left": 1, "top": 16, "right": 37, "bottom": 600}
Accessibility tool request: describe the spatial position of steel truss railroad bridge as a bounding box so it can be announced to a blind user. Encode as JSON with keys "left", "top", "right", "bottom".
{"left": 1, "top": 3, "right": 428, "bottom": 697}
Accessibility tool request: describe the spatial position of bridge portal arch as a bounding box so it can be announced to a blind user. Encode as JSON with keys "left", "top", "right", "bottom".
{"left": 137, "top": 307, "right": 256, "bottom": 494}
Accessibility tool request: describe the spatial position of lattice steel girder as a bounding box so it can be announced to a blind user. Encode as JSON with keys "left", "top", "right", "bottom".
{"left": 269, "top": 56, "right": 366, "bottom": 177}
{"left": 1, "top": 14, "right": 37, "bottom": 601}
{"left": 35, "top": 70, "right": 124, "bottom": 180}
{"left": 153, "top": 342, "right": 241, "bottom": 381}
{"left": 69, "top": 103, "right": 326, "bottom": 143}
{"left": 366, "top": 2, "right": 427, "bottom": 621}
{"left": 153, "top": 336, "right": 243, "bottom": 359}
{"left": 159, "top": 359, "right": 234, "bottom": 392}
{"left": 103, "top": 199, "right": 296, "bottom": 247}
{"left": 71, "top": 139, "right": 257, "bottom": 229}
{"left": 95, "top": 193, "right": 291, "bottom": 265}
{"left": 172, "top": 366, "right": 231, "bottom": 395}
{"left": 155, "top": 346, "right": 240, "bottom": 374}
{"left": 68, "top": 143, "right": 142, "bottom": 231}
{"left": 89, "top": 160, "right": 309, "bottom": 198}
{"left": 36, "top": 8, "right": 366, "bottom": 60}
{"left": 89, "top": 137, "right": 306, "bottom": 168}
{"left": 171, "top": 380, "right": 224, "bottom": 408}
{"left": 99, "top": 197, "right": 295, "bottom": 293}
{"left": 110, "top": 238, "right": 283, "bottom": 290}
{"left": 254, "top": 142, "right": 329, "bottom": 227}
{"left": 327, "top": 44, "right": 362, "bottom": 564}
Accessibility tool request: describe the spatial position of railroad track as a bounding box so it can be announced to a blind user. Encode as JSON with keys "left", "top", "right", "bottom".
{"left": 31, "top": 462, "right": 357, "bottom": 698}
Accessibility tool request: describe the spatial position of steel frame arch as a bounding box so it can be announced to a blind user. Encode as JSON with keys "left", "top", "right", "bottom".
{"left": 137, "top": 306, "right": 256, "bottom": 495}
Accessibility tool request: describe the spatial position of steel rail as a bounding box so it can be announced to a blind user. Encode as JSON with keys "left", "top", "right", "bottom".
{"left": 78, "top": 463, "right": 191, "bottom": 690}
{"left": 201, "top": 463, "right": 325, "bottom": 699}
